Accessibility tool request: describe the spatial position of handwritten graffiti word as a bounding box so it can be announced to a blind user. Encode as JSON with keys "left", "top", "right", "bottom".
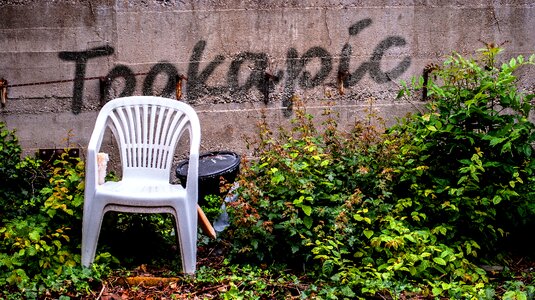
{"left": 59, "top": 19, "right": 411, "bottom": 114}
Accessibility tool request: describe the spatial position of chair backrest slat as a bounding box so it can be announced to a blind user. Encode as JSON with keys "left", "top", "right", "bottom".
{"left": 142, "top": 104, "right": 149, "bottom": 168}
{"left": 152, "top": 106, "right": 164, "bottom": 168}
{"left": 163, "top": 112, "right": 186, "bottom": 169}
{"left": 147, "top": 104, "right": 157, "bottom": 168}
{"left": 133, "top": 105, "right": 142, "bottom": 168}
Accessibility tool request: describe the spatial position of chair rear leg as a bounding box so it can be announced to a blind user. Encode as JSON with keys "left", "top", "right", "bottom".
{"left": 173, "top": 211, "right": 197, "bottom": 274}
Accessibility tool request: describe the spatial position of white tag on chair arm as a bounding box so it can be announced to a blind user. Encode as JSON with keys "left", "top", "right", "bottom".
{"left": 97, "top": 153, "right": 109, "bottom": 185}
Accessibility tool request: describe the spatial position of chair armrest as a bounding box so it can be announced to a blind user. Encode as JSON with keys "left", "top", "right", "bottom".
{"left": 85, "top": 147, "right": 99, "bottom": 197}
{"left": 85, "top": 114, "right": 109, "bottom": 196}
{"left": 185, "top": 151, "right": 199, "bottom": 204}
{"left": 184, "top": 111, "right": 201, "bottom": 206}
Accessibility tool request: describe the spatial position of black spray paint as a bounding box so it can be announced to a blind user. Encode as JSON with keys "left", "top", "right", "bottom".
{"left": 142, "top": 62, "right": 178, "bottom": 97}
{"left": 59, "top": 19, "right": 411, "bottom": 115}
{"left": 58, "top": 45, "right": 114, "bottom": 114}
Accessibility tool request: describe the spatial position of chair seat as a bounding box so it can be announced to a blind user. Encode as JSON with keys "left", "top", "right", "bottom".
{"left": 96, "top": 180, "right": 187, "bottom": 206}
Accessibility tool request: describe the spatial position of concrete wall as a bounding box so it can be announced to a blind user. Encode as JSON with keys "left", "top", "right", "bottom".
{"left": 1, "top": 0, "right": 534, "bottom": 159}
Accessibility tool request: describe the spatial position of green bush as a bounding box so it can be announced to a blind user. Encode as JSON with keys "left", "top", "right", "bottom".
{"left": 0, "top": 123, "right": 112, "bottom": 298}
{"left": 0, "top": 123, "right": 47, "bottom": 220}
{"left": 225, "top": 105, "right": 379, "bottom": 265}
{"left": 225, "top": 102, "right": 489, "bottom": 298}
{"left": 225, "top": 46, "right": 535, "bottom": 298}
{"left": 394, "top": 45, "right": 535, "bottom": 254}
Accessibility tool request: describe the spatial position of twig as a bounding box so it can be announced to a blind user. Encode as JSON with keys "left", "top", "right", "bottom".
{"left": 96, "top": 284, "right": 106, "bottom": 300}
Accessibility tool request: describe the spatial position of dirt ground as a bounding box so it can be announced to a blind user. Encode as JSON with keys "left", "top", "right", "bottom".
{"left": 92, "top": 246, "right": 534, "bottom": 300}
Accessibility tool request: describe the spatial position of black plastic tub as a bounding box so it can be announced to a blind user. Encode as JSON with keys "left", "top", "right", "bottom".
{"left": 176, "top": 151, "right": 240, "bottom": 203}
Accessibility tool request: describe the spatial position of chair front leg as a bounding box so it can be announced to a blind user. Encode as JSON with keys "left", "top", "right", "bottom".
{"left": 81, "top": 200, "right": 106, "bottom": 267}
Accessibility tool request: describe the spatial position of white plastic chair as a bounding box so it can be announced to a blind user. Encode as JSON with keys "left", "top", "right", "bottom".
{"left": 82, "top": 96, "right": 201, "bottom": 274}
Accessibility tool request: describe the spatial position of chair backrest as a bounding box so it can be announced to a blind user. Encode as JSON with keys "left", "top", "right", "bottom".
{"left": 90, "top": 96, "right": 201, "bottom": 181}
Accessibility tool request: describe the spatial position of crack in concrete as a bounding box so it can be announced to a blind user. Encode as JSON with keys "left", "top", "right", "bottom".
{"left": 323, "top": 8, "right": 332, "bottom": 46}
{"left": 491, "top": 7, "right": 501, "bottom": 33}
{"left": 216, "top": 12, "right": 232, "bottom": 58}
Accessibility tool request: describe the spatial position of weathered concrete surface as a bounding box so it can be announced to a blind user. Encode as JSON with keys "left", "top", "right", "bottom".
{"left": 1, "top": 0, "right": 534, "bottom": 160}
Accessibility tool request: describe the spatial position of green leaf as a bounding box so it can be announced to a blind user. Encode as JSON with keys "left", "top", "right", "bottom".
{"left": 363, "top": 230, "right": 374, "bottom": 239}
{"left": 522, "top": 144, "right": 532, "bottom": 157}
{"left": 340, "top": 286, "right": 356, "bottom": 297}
{"left": 301, "top": 205, "right": 312, "bottom": 216}
{"left": 489, "top": 137, "right": 506, "bottom": 147}
{"left": 502, "top": 141, "right": 513, "bottom": 154}
{"left": 52, "top": 240, "right": 61, "bottom": 249}
{"left": 29, "top": 230, "right": 40, "bottom": 242}
{"left": 271, "top": 172, "right": 285, "bottom": 184}
{"left": 509, "top": 57, "right": 517, "bottom": 67}
{"left": 433, "top": 257, "right": 447, "bottom": 265}
{"left": 432, "top": 286, "right": 442, "bottom": 296}
{"left": 303, "top": 216, "right": 313, "bottom": 229}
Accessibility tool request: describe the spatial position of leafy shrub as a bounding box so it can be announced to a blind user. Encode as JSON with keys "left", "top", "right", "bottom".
{"left": 202, "top": 194, "right": 225, "bottom": 222}
{"left": 225, "top": 45, "right": 535, "bottom": 298}
{"left": 0, "top": 123, "right": 112, "bottom": 298}
{"left": 225, "top": 104, "right": 490, "bottom": 297}
{"left": 225, "top": 105, "right": 377, "bottom": 265}
{"left": 0, "top": 123, "right": 47, "bottom": 220}
{"left": 394, "top": 45, "right": 535, "bottom": 254}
